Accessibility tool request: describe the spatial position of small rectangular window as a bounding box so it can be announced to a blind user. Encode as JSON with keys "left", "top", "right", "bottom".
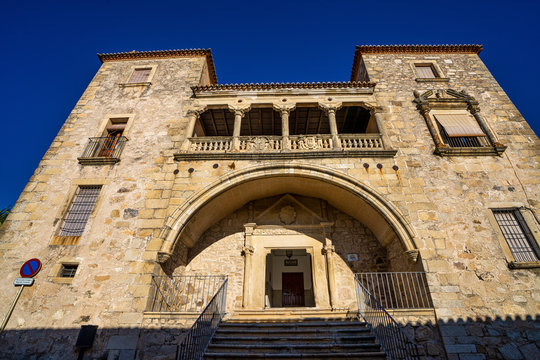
{"left": 128, "top": 68, "right": 152, "bottom": 84}
{"left": 493, "top": 209, "right": 540, "bottom": 262}
{"left": 415, "top": 65, "right": 437, "bottom": 78}
{"left": 58, "top": 186, "right": 101, "bottom": 236}
{"left": 60, "top": 264, "right": 78, "bottom": 278}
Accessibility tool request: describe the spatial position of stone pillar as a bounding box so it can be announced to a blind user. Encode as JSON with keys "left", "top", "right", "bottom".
{"left": 322, "top": 222, "right": 338, "bottom": 309}
{"left": 319, "top": 102, "right": 342, "bottom": 149}
{"left": 273, "top": 103, "right": 296, "bottom": 151}
{"left": 229, "top": 104, "right": 251, "bottom": 151}
{"left": 180, "top": 108, "right": 205, "bottom": 151}
{"left": 242, "top": 223, "right": 256, "bottom": 308}
{"left": 469, "top": 103, "right": 504, "bottom": 147}
{"left": 373, "top": 110, "right": 393, "bottom": 149}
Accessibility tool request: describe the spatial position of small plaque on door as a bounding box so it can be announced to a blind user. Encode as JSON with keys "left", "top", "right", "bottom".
{"left": 284, "top": 259, "right": 298, "bottom": 266}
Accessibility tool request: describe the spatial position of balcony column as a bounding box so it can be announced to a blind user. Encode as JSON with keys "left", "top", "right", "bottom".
{"left": 180, "top": 108, "right": 205, "bottom": 151}
{"left": 322, "top": 222, "right": 338, "bottom": 310}
{"left": 229, "top": 103, "right": 251, "bottom": 151}
{"left": 373, "top": 109, "right": 393, "bottom": 149}
{"left": 319, "top": 102, "right": 342, "bottom": 149}
{"left": 273, "top": 103, "right": 296, "bottom": 151}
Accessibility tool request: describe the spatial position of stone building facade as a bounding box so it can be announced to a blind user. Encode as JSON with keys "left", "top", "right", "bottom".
{"left": 0, "top": 45, "right": 539, "bottom": 359}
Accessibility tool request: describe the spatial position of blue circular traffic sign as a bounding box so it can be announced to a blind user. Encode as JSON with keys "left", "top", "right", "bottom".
{"left": 20, "top": 258, "right": 42, "bottom": 278}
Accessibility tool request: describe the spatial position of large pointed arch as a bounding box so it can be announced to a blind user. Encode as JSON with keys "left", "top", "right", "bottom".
{"left": 156, "top": 163, "right": 419, "bottom": 263}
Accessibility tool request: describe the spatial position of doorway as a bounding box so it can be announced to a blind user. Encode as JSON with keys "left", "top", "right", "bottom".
{"left": 282, "top": 272, "right": 304, "bottom": 306}
{"left": 264, "top": 249, "right": 315, "bottom": 307}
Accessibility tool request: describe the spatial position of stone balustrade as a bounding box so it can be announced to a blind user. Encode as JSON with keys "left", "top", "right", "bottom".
{"left": 187, "top": 133, "right": 383, "bottom": 153}
{"left": 189, "top": 137, "right": 233, "bottom": 152}
{"left": 340, "top": 134, "right": 383, "bottom": 149}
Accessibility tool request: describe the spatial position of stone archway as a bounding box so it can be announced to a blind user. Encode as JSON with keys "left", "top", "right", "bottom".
{"left": 157, "top": 163, "right": 419, "bottom": 264}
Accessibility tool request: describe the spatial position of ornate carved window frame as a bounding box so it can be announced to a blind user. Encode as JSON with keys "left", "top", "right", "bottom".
{"left": 413, "top": 89, "right": 506, "bottom": 156}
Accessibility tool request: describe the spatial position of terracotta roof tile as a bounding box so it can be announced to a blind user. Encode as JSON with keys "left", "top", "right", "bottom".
{"left": 192, "top": 81, "right": 375, "bottom": 93}
{"left": 97, "top": 49, "right": 217, "bottom": 84}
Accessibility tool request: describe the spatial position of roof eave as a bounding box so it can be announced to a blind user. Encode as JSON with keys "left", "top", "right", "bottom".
{"left": 97, "top": 49, "right": 218, "bottom": 84}
{"left": 350, "top": 44, "right": 483, "bottom": 81}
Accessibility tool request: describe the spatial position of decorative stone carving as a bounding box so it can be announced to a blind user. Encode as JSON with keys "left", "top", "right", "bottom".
{"left": 298, "top": 136, "right": 320, "bottom": 150}
{"left": 279, "top": 205, "right": 297, "bottom": 225}
{"left": 322, "top": 244, "right": 335, "bottom": 255}
{"left": 272, "top": 103, "right": 296, "bottom": 115}
{"left": 241, "top": 245, "right": 254, "bottom": 256}
{"left": 405, "top": 249, "right": 420, "bottom": 262}
{"left": 318, "top": 101, "right": 343, "bottom": 113}
{"left": 228, "top": 103, "right": 252, "bottom": 117}
{"left": 243, "top": 137, "right": 273, "bottom": 152}
{"left": 157, "top": 251, "right": 172, "bottom": 264}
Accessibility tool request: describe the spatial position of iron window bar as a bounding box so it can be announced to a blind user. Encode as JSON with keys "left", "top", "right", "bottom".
{"left": 58, "top": 186, "right": 101, "bottom": 237}
{"left": 493, "top": 208, "right": 540, "bottom": 262}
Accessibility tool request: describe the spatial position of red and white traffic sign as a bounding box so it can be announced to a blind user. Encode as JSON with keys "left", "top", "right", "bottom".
{"left": 20, "top": 258, "right": 41, "bottom": 278}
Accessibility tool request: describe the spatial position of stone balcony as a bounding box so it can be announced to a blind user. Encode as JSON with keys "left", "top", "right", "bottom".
{"left": 174, "top": 133, "right": 396, "bottom": 160}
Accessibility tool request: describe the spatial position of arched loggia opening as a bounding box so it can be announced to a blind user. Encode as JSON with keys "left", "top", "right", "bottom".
{"left": 155, "top": 163, "right": 425, "bottom": 312}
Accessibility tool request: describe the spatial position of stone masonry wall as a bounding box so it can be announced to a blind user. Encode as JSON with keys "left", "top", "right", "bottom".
{"left": 0, "top": 49, "right": 538, "bottom": 360}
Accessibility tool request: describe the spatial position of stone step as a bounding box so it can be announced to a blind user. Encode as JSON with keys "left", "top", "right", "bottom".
{"left": 204, "top": 352, "right": 387, "bottom": 359}
{"left": 228, "top": 309, "right": 353, "bottom": 322}
{"left": 215, "top": 328, "right": 372, "bottom": 337}
{"left": 218, "top": 320, "right": 368, "bottom": 330}
{"left": 211, "top": 334, "right": 377, "bottom": 344}
{"left": 205, "top": 343, "right": 383, "bottom": 354}
{"left": 204, "top": 318, "right": 386, "bottom": 359}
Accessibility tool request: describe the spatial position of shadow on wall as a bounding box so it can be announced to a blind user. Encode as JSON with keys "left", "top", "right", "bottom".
{"left": 0, "top": 315, "right": 538, "bottom": 360}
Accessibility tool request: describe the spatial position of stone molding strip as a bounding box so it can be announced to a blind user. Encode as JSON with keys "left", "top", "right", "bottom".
{"left": 174, "top": 149, "right": 397, "bottom": 161}
{"left": 351, "top": 44, "right": 483, "bottom": 81}
{"left": 98, "top": 49, "right": 218, "bottom": 84}
{"left": 192, "top": 81, "right": 376, "bottom": 94}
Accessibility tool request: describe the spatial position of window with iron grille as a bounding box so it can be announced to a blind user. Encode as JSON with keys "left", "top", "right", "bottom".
{"left": 60, "top": 264, "right": 78, "bottom": 278}
{"left": 433, "top": 113, "right": 489, "bottom": 148}
{"left": 58, "top": 186, "right": 101, "bottom": 237}
{"left": 128, "top": 68, "right": 152, "bottom": 83}
{"left": 492, "top": 209, "right": 540, "bottom": 262}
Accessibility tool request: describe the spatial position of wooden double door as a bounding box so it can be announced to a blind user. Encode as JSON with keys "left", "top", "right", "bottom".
{"left": 282, "top": 272, "right": 305, "bottom": 307}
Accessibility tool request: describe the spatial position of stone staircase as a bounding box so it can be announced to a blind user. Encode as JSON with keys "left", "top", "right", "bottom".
{"left": 204, "top": 318, "right": 387, "bottom": 359}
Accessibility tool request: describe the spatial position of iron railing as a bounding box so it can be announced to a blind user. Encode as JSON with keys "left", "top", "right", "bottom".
{"left": 177, "top": 278, "right": 228, "bottom": 360}
{"left": 355, "top": 272, "right": 433, "bottom": 309}
{"left": 355, "top": 274, "right": 420, "bottom": 359}
{"left": 79, "top": 136, "right": 128, "bottom": 159}
{"left": 147, "top": 275, "right": 227, "bottom": 313}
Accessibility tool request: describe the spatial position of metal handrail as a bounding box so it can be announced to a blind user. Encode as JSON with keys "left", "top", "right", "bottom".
{"left": 80, "top": 136, "right": 128, "bottom": 159}
{"left": 147, "top": 275, "right": 227, "bottom": 312}
{"left": 177, "top": 278, "right": 228, "bottom": 360}
{"left": 355, "top": 272, "right": 433, "bottom": 309}
{"left": 355, "top": 274, "right": 420, "bottom": 359}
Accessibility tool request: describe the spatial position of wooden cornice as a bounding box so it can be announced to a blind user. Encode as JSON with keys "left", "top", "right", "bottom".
{"left": 192, "top": 81, "right": 376, "bottom": 93}
{"left": 97, "top": 49, "right": 218, "bottom": 84}
{"left": 350, "top": 44, "right": 483, "bottom": 81}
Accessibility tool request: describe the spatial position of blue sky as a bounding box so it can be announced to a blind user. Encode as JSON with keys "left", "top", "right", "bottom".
{"left": 1, "top": 0, "right": 539, "bottom": 208}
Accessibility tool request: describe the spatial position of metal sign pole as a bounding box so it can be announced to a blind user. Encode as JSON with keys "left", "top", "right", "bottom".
{"left": 0, "top": 285, "right": 25, "bottom": 333}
